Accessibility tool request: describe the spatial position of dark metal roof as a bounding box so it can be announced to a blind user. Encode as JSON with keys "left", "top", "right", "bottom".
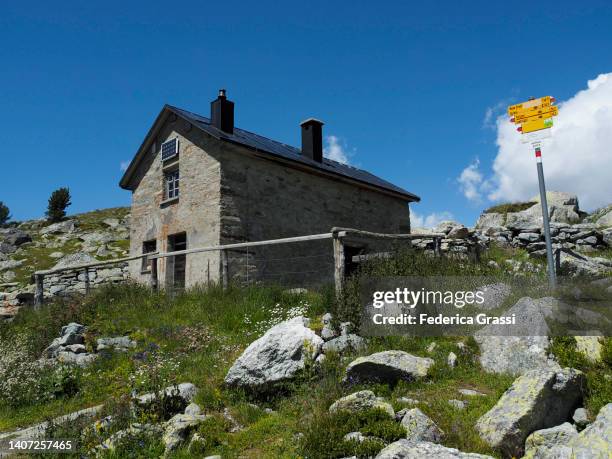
{"left": 121, "top": 104, "right": 420, "bottom": 202}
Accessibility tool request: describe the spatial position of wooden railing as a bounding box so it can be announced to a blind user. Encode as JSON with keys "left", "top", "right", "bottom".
{"left": 33, "top": 228, "right": 445, "bottom": 306}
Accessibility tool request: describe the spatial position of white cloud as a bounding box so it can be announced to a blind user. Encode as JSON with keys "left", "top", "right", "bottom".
{"left": 462, "top": 73, "right": 612, "bottom": 212}
{"left": 120, "top": 161, "right": 130, "bottom": 172}
{"left": 458, "top": 158, "right": 484, "bottom": 202}
{"left": 411, "top": 210, "right": 455, "bottom": 229}
{"left": 324, "top": 135, "right": 353, "bottom": 164}
{"left": 483, "top": 100, "right": 509, "bottom": 129}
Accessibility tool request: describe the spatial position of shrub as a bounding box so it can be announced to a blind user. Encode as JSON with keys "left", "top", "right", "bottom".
{"left": 0, "top": 335, "right": 81, "bottom": 408}
{"left": 46, "top": 187, "right": 72, "bottom": 222}
{"left": 0, "top": 201, "right": 10, "bottom": 225}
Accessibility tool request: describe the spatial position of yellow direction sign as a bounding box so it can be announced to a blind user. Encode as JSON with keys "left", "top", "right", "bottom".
{"left": 520, "top": 117, "right": 554, "bottom": 133}
{"left": 513, "top": 106, "right": 558, "bottom": 123}
{"left": 508, "top": 96, "right": 555, "bottom": 115}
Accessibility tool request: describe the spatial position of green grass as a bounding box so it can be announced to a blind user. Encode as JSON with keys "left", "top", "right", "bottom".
{"left": 483, "top": 201, "right": 536, "bottom": 214}
{"left": 1, "top": 246, "right": 610, "bottom": 458}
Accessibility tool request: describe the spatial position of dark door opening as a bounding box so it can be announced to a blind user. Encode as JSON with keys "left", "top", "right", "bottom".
{"left": 167, "top": 232, "right": 187, "bottom": 289}
{"left": 344, "top": 245, "right": 365, "bottom": 277}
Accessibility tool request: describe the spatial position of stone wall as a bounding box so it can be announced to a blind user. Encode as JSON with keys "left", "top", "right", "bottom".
{"left": 218, "top": 142, "right": 412, "bottom": 286}
{"left": 43, "top": 263, "right": 129, "bottom": 298}
{"left": 127, "top": 116, "right": 222, "bottom": 289}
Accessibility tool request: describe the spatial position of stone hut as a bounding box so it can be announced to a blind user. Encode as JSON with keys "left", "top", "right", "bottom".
{"left": 120, "top": 90, "right": 420, "bottom": 288}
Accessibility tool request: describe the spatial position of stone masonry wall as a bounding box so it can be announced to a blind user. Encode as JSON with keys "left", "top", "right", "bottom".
{"left": 128, "top": 116, "right": 222, "bottom": 289}
{"left": 43, "top": 263, "right": 129, "bottom": 298}
{"left": 217, "top": 142, "right": 412, "bottom": 286}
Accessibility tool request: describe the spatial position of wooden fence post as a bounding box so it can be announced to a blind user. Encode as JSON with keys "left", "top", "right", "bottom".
{"left": 333, "top": 231, "right": 346, "bottom": 298}
{"left": 220, "top": 249, "right": 229, "bottom": 290}
{"left": 433, "top": 237, "right": 442, "bottom": 257}
{"left": 150, "top": 257, "right": 159, "bottom": 291}
{"left": 34, "top": 274, "right": 44, "bottom": 307}
{"left": 84, "top": 269, "right": 90, "bottom": 295}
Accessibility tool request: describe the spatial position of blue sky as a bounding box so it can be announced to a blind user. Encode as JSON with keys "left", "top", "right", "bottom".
{"left": 2, "top": 1, "right": 611, "bottom": 226}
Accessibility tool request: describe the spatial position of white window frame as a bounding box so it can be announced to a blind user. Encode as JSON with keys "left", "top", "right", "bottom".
{"left": 165, "top": 168, "right": 180, "bottom": 200}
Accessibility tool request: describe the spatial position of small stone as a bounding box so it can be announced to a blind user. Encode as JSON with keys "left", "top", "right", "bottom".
{"left": 343, "top": 431, "right": 365, "bottom": 443}
{"left": 448, "top": 399, "right": 467, "bottom": 410}
{"left": 329, "top": 390, "right": 394, "bottom": 418}
{"left": 426, "top": 342, "right": 437, "bottom": 353}
{"left": 458, "top": 389, "right": 485, "bottom": 397}
{"left": 572, "top": 407, "right": 589, "bottom": 429}
{"left": 322, "top": 334, "right": 366, "bottom": 354}
{"left": 184, "top": 403, "right": 202, "bottom": 416}
{"left": 399, "top": 408, "right": 444, "bottom": 442}
{"left": 447, "top": 351, "right": 457, "bottom": 368}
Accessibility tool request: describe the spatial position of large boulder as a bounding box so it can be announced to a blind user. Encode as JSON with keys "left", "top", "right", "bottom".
{"left": 1, "top": 229, "right": 32, "bottom": 247}
{"left": 529, "top": 191, "right": 583, "bottom": 223}
{"left": 375, "top": 440, "right": 494, "bottom": 458}
{"left": 557, "top": 249, "right": 610, "bottom": 276}
{"left": 321, "top": 334, "right": 365, "bottom": 354}
{"left": 224, "top": 316, "right": 323, "bottom": 391}
{"left": 475, "top": 212, "right": 506, "bottom": 232}
{"left": 474, "top": 297, "right": 557, "bottom": 375}
{"left": 475, "top": 367, "right": 584, "bottom": 458}
{"left": 400, "top": 408, "right": 444, "bottom": 442}
{"left": 521, "top": 403, "right": 612, "bottom": 458}
{"left": 53, "top": 252, "right": 97, "bottom": 270}
{"left": 40, "top": 220, "right": 77, "bottom": 235}
{"left": 344, "top": 350, "right": 434, "bottom": 384}
{"left": 328, "top": 390, "right": 394, "bottom": 417}
{"left": 522, "top": 422, "right": 578, "bottom": 459}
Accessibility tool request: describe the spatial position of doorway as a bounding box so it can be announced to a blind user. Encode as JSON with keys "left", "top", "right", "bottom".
{"left": 167, "top": 232, "right": 187, "bottom": 289}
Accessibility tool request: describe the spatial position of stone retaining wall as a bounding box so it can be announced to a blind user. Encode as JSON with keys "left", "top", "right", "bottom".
{"left": 43, "top": 262, "right": 129, "bottom": 298}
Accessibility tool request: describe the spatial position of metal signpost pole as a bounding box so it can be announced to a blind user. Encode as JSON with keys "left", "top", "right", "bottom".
{"left": 533, "top": 143, "right": 556, "bottom": 288}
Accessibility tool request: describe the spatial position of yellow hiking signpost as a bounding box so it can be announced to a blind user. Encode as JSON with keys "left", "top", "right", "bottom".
{"left": 508, "top": 96, "right": 559, "bottom": 288}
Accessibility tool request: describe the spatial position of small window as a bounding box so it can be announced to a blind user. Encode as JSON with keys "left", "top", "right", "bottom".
{"left": 161, "top": 138, "right": 179, "bottom": 161}
{"left": 164, "top": 169, "right": 180, "bottom": 200}
{"left": 141, "top": 240, "right": 157, "bottom": 273}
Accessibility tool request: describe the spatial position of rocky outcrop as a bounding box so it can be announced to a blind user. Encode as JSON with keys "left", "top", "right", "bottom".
{"left": 96, "top": 336, "right": 136, "bottom": 352}
{"left": 375, "top": 440, "right": 494, "bottom": 458}
{"left": 134, "top": 383, "right": 198, "bottom": 416}
{"left": 344, "top": 350, "right": 434, "bottom": 384}
{"left": 475, "top": 367, "right": 584, "bottom": 457}
{"left": 163, "top": 408, "right": 208, "bottom": 452}
{"left": 321, "top": 334, "right": 366, "bottom": 354}
{"left": 329, "top": 390, "right": 394, "bottom": 417}
{"left": 224, "top": 316, "right": 323, "bottom": 391}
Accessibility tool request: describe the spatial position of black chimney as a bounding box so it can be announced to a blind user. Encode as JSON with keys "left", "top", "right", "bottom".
{"left": 300, "top": 118, "right": 324, "bottom": 163}
{"left": 210, "top": 89, "right": 234, "bottom": 134}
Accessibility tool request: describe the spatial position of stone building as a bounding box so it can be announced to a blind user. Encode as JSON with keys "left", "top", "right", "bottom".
{"left": 120, "top": 90, "right": 420, "bottom": 288}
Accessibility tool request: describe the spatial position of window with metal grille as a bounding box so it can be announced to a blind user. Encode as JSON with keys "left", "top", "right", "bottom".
{"left": 165, "top": 169, "right": 179, "bottom": 200}
{"left": 161, "top": 138, "right": 179, "bottom": 161}
{"left": 141, "top": 240, "right": 157, "bottom": 273}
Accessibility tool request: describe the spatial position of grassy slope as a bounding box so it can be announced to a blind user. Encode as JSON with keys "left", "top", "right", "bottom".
{"left": 9, "top": 207, "right": 130, "bottom": 286}
{"left": 1, "top": 248, "right": 610, "bottom": 458}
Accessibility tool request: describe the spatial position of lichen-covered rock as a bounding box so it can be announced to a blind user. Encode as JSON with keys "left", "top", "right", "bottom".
{"left": 574, "top": 336, "right": 603, "bottom": 362}
{"left": 475, "top": 368, "right": 584, "bottom": 458}
{"left": 523, "top": 422, "right": 578, "bottom": 458}
{"left": 96, "top": 336, "right": 136, "bottom": 352}
{"left": 345, "top": 350, "right": 434, "bottom": 384}
{"left": 322, "top": 334, "right": 365, "bottom": 354}
{"left": 162, "top": 412, "right": 208, "bottom": 452}
{"left": 375, "top": 440, "right": 494, "bottom": 458}
{"left": 329, "top": 390, "right": 394, "bottom": 418}
{"left": 224, "top": 316, "right": 323, "bottom": 391}
{"left": 447, "top": 352, "right": 457, "bottom": 368}
{"left": 134, "top": 383, "right": 198, "bottom": 416}
{"left": 565, "top": 402, "right": 612, "bottom": 457}
{"left": 400, "top": 408, "right": 443, "bottom": 442}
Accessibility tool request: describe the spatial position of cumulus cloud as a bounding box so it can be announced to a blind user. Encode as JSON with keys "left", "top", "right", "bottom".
{"left": 411, "top": 210, "right": 455, "bottom": 229}
{"left": 324, "top": 135, "right": 353, "bottom": 164}
{"left": 462, "top": 73, "right": 612, "bottom": 211}
{"left": 458, "top": 159, "right": 484, "bottom": 202}
{"left": 483, "top": 100, "right": 510, "bottom": 129}
{"left": 120, "top": 161, "right": 130, "bottom": 172}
